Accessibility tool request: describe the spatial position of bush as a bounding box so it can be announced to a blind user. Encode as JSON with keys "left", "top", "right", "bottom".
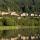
{"left": 0, "top": 18, "right": 3, "bottom": 26}
{"left": 17, "top": 17, "right": 40, "bottom": 26}
{"left": 2, "top": 16, "right": 17, "bottom": 26}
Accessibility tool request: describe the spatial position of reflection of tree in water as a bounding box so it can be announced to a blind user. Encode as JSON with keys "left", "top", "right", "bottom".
{"left": 29, "top": 33, "right": 32, "bottom": 40}
{"left": 2, "top": 30, "right": 8, "bottom": 37}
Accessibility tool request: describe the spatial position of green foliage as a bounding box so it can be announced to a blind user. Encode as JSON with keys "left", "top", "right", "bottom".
{"left": 0, "top": 0, "right": 40, "bottom": 12}
{"left": 17, "top": 17, "right": 40, "bottom": 26}
{"left": 0, "top": 16, "right": 40, "bottom": 26}
{"left": 0, "top": 18, "right": 3, "bottom": 26}
{"left": 0, "top": 16, "right": 17, "bottom": 26}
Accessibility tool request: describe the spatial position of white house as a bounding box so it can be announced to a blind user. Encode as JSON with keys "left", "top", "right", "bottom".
{"left": 21, "top": 13, "right": 26, "bottom": 16}
{"left": 11, "top": 12, "right": 19, "bottom": 16}
{"left": 31, "top": 36, "right": 35, "bottom": 40}
{"left": 2, "top": 12, "right": 9, "bottom": 16}
{"left": 31, "top": 14, "right": 34, "bottom": 16}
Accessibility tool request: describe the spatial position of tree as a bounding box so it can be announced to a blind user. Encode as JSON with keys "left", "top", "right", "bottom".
{"left": 32, "top": 0, "right": 35, "bottom": 5}
{"left": 2, "top": 30, "right": 8, "bottom": 37}
{"left": 2, "top": 17, "right": 7, "bottom": 26}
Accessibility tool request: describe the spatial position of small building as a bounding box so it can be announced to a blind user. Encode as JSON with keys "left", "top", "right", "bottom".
{"left": 21, "top": 13, "right": 26, "bottom": 16}
{"left": 31, "top": 13, "right": 34, "bottom": 16}
{"left": 11, "top": 12, "right": 19, "bottom": 16}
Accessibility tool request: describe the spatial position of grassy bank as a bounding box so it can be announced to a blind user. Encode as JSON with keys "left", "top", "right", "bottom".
{"left": 0, "top": 16, "right": 40, "bottom": 30}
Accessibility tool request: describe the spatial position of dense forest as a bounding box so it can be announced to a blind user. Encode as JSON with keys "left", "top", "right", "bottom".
{"left": 0, "top": 0, "right": 40, "bottom": 12}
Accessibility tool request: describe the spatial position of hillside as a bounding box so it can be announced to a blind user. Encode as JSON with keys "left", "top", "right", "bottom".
{"left": 0, "top": 0, "right": 40, "bottom": 12}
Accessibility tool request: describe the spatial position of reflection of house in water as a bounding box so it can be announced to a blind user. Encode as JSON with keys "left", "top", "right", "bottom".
{"left": 1, "top": 34, "right": 40, "bottom": 40}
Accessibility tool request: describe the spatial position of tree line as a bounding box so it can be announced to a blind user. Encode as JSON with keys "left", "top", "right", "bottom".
{"left": 0, "top": 0, "right": 40, "bottom": 13}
